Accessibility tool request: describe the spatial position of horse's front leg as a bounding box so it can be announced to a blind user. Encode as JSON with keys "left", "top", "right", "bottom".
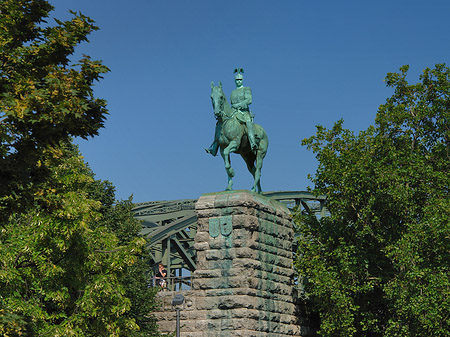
{"left": 220, "top": 149, "right": 234, "bottom": 191}
{"left": 222, "top": 141, "right": 238, "bottom": 191}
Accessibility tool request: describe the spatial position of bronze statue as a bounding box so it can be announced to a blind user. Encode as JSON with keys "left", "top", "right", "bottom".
{"left": 206, "top": 68, "right": 257, "bottom": 156}
{"left": 207, "top": 69, "right": 268, "bottom": 193}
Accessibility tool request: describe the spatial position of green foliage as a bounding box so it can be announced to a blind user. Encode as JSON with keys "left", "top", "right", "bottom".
{"left": 1, "top": 142, "right": 145, "bottom": 336}
{"left": 0, "top": 0, "right": 109, "bottom": 221}
{"left": 94, "top": 191, "right": 162, "bottom": 337}
{"left": 0, "top": 1, "right": 162, "bottom": 335}
{"left": 296, "top": 64, "right": 450, "bottom": 336}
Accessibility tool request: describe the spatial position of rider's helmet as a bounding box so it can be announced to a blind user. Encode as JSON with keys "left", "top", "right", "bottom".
{"left": 234, "top": 67, "right": 244, "bottom": 80}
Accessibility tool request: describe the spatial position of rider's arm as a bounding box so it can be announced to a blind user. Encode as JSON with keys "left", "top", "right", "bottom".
{"left": 231, "top": 87, "right": 253, "bottom": 110}
{"left": 243, "top": 87, "right": 252, "bottom": 107}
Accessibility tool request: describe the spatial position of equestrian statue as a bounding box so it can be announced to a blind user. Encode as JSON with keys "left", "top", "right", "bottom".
{"left": 206, "top": 68, "right": 268, "bottom": 193}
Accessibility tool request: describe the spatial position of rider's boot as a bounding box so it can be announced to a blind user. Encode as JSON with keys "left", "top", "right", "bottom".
{"left": 246, "top": 121, "right": 258, "bottom": 152}
{"left": 205, "top": 141, "right": 219, "bottom": 156}
{"left": 205, "top": 122, "right": 221, "bottom": 156}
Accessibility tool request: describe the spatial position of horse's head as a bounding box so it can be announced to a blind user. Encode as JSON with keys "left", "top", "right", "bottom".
{"left": 210, "top": 81, "right": 226, "bottom": 119}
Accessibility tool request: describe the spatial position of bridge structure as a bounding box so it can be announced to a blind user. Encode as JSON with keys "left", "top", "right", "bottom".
{"left": 132, "top": 190, "right": 326, "bottom": 289}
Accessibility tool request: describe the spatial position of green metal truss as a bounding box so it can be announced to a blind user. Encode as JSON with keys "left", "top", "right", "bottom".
{"left": 132, "top": 191, "right": 326, "bottom": 285}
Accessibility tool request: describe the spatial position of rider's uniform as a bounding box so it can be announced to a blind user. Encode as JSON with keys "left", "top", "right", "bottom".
{"left": 230, "top": 85, "right": 257, "bottom": 151}
{"left": 230, "top": 86, "right": 253, "bottom": 122}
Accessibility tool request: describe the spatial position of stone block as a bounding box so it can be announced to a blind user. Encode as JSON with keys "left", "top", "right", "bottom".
{"left": 231, "top": 214, "right": 259, "bottom": 230}
{"left": 232, "top": 287, "right": 258, "bottom": 297}
{"left": 230, "top": 318, "right": 259, "bottom": 330}
{"left": 192, "top": 277, "right": 233, "bottom": 290}
{"left": 195, "top": 194, "right": 216, "bottom": 210}
{"left": 274, "top": 265, "right": 295, "bottom": 277}
{"left": 196, "top": 218, "right": 210, "bottom": 232}
{"left": 226, "top": 206, "right": 255, "bottom": 216}
{"left": 233, "top": 238, "right": 255, "bottom": 248}
{"left": 209, "top": 235, "right": 233, "bottom": 249}
{"left": 193, "top": 269, "right": 223, "bottom": 278}
{"left": 195, "top": 257, "right": 207, "bottom": 270}
{"left": 208, "top": 308, "right": 229, "bottom": 319}
{"left": 225, "top": 191, "right": 250, "bottom": 206}
{"left": 258, "top": 292, "right": 296, "bottom": 306}
{"left": 194, "top": 241, "right": 210, "bottom": 251}
{"left": 233, "top": 258, "right": 262, "bottom": 270}
{"left": 194, "top": 297, "right": 218, "bottom": 310}
{"left": 234, "top": 247, "right": 256, "bottom": 259}
{"left": 215, "top": 275, "right": 249, "bottom": 288}
{"left": 186, "top": 309, "right": 207, "bottom": 320}
{"left": 195, "top": 231, "right": 210, "bottom": 243}
{"left": 259, "top": 253, "right": 292, "bottom": 269}
{"left": 157, "top": 320, "right": 175, "bottom": 333}
{"left": 280, "top": 313, "right": 298, "bottom": 324}
{"left": 204, "top": 249, "right": 228, "bottom": 260}
{"left": 204, "top": 288, "right": 234, "bottom": 296}
{"left": 197, "top": 207, "right": 225, "bottom": 219}
{"left": 180, "top": 332, "right": 204, "bottom": 337}
{"left": 193, "top": 319, "right": 212, "bottom": 330}
{"left": 224, "top": 267, "right": 251, "bottom": 277}
{"left": 217, "top": 295, "right": 257, "bottom": 309}
{"left": 257, "top": 241, "right": 292, "bottom": 259}
{"left": 231, "top": 228, "right": 252, "bottom": 241}
{"left": 224, "top": 330, "right": 258, "bottom": 337}
{"left": 230, "top": 308, "right": 260, "bottom": 319}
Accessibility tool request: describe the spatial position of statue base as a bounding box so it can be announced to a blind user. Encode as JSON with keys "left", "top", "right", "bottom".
{"left": 154, "top": 190, "right": 311, "bottom": 336}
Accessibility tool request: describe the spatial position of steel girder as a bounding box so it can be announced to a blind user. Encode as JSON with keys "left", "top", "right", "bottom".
{"left": 132, "top": 191, "right": 326, "bottom": 286}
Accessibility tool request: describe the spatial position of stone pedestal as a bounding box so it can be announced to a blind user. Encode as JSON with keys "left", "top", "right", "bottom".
{"left": 154, "top": 191, "right": 303, "bottom": 336}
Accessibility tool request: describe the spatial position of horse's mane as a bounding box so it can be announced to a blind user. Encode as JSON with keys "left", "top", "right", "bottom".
{"left": 213, "top": 85, "right": 232, "bottom": 117}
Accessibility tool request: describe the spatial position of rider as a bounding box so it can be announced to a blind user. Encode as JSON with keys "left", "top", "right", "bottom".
{"left": 230, "top": 69, "right": 257, "bottom": 151}
{"left": 206, "top": 68, "right": 257, "bottom": 156}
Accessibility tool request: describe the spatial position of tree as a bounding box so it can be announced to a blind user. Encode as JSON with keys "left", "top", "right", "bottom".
{"left": 89, "top": 179, "right": 162, "bottom": 337}
{"left": 0, "top": 2, "right": 161, "bottom": 335}
{"left": 295, "top": 64, "right": 450, "bottom": 336}
{"left": 1, "top": 141, "right": 146, "bottom": 336}
{"left": 0, "top": 0, "right": 108, "bottom": 221}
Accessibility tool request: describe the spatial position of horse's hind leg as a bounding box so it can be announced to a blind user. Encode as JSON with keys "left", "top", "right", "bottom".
{"left": 243, "top": 154, "right": 258, "bottom": 192}
{"left": 252, "top": 150, "right": 266, "bottom": 193}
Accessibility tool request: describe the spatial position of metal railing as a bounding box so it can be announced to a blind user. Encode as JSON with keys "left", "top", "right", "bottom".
{"left": 152, "top": 275, "right": 193, "bottom": 291}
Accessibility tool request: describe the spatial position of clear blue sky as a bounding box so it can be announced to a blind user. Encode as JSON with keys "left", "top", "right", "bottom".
{"left": 52, "top": 0, "right": 450, "bottom": 203}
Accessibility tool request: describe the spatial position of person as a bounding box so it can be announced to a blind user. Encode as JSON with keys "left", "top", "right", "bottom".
{"left": 230, "top": 69, "right": 257, "bottom": 151}
{"left": 206, "top": 68, "right": 257, "bottom": 156}
{"left": 155, "top": 263, "right": 167, "bottom": 288}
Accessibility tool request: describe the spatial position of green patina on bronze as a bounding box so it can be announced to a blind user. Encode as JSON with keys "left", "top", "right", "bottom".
{"left": 208, "top": 215, "right": 232, "bottom": 238}
{"left": 220, "top": 215, "right": 232, "bottom": 236}
{"left": 206, "top": 69, "right": 269, "bottom": 193}
{"left": 207, "top": 215, "right": 233, "bottom": 336}
{"left": 209, "top": 217, "right": 220, "bottom": 238}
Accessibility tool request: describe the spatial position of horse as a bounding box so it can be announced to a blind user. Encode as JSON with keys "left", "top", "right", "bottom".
{"left": 210, "top": 81, "right": 269, "bottom": 193}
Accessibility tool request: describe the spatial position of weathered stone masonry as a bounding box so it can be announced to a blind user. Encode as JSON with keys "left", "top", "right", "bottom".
{"left": 154, "top": 190, "right": 305, "bottom": 336}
